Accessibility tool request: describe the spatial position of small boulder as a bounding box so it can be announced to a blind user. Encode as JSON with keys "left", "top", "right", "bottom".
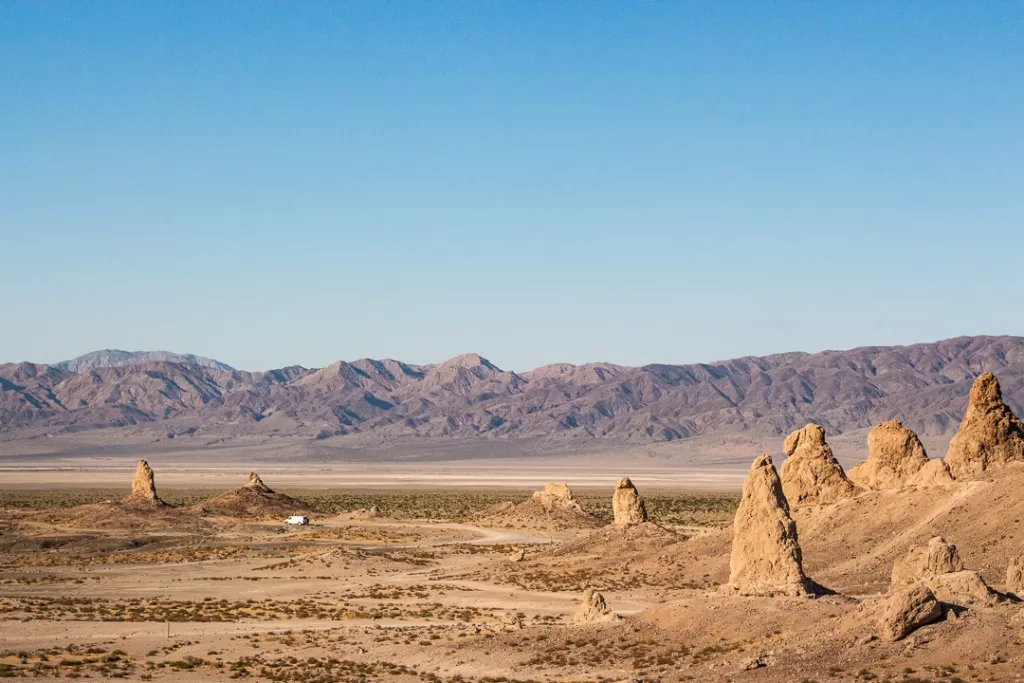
{"left": 572, "top": 588, "right": 620, "bottom": 625}
{"left": 891, "top": 537, "right": 964, "bottom": 587}
{"left": 781, "top": 424, "right": 859, "bottom": 506}
{"left": 612, "top": 477, "right": 647, "bottom": 526}
{"left": 945, "top": 373, "right": 1024, "bottom": 479}
{"left": 848, "top": 420, "right": 930, "bottom": 490}
{"left": 510, "top": 548, "right": 526, "bottom": 563}
{"left": 1006, "top": 557, "right": 1024, "bottom": 595}
{"left": 878, "top": 583, "right": 944, "bottom": 642}
{"left": 728, "top": 454, "right": 810, "bottom": 596}
{"left": 927, "top": 570, "right": 1001, "bottom": 606}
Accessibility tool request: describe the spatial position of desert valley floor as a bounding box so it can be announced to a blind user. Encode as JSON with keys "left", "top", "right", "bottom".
{"left": 2, "top": 459, "right": 1024, "bottom": 682}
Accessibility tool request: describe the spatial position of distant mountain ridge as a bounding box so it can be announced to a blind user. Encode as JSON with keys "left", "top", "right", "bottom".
{"left": 54, "top": 349, "right": 234, "bottom": 373}
{"left": 2, "top": 336, "right": 1023, "bottom": 448}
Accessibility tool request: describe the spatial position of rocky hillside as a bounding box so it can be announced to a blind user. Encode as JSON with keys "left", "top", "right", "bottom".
{"left": 54, "top": 349, "right": 234, "bottom": 373}
{"left": 2, "top": 336, "right": 1022, "bottom": 446}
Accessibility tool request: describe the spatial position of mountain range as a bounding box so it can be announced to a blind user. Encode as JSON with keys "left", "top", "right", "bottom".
{"left": 1, "top": 336, "right": 1022, "bottom": 449}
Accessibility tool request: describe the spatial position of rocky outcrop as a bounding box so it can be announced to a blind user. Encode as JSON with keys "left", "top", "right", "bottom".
{"left": 245, "top": 472, "right": 273, "bottom": 493}
{"left": 927, "top": 570, "right": 1000, "bottom": 606}
{"left": 945, "top": 373, "right": 1024, "bottom": 479}
{"left": 891, "top": 537, "right": 963, "bottom": 587}
{"left": 122, "top": 459, "right": 166, "bottom": 506}
{"left": 907, "top": 459, "right": 955, "bottom": 487}
{"left": 728, "top": 454, "right": 809, "bottom": 596}
{"left": 531, "top": 483, "right": 584, "bottom": 512}
{"left": 1006, "top": 557, "right": 1024, "bottom": 596}
{"left": 612, "top": 477, "right": 647, "bottom": 526}
{"left": 878, "top": 583, "right": 943, "bottom": 642}
{"left": 781, "top": 424, "right": 859, "bottom": 506}
{"left": 572, "top": 588, "right": 620, "bottom": 625}
{"left": 848, "top": 420, "right": 930, "bottom": 490}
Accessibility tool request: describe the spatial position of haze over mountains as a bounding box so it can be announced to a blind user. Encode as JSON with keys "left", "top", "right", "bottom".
{"left": 1, "top": 337, "right": 1022, "bottom": 453}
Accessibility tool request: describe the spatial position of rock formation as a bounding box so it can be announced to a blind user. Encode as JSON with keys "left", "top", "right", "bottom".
{"left": 572, "top": 588, "right": 620, "bottom": 625}
{"left": 1006, "top": 557, "right": 1024, "bottom": 595}
{"left": 877, "top": 583, "right": 943, "bottom": 642}
{"left": 728, "top": 454, "right": 809, "bottom": 596}
{"left": 612, "top": 477, "right": 647, "bottom": 526}
{"left": 122, "top": 459, "right": 165, "bottom": 506}
{"left": 245, "top": 472, "right": 273, "bottom": 492}
{"left": 906, "top": 458, "right": 955, "bottom": 487}
{"left": 945, "top": 373, "right": 1024, "bottom": 479}
{"left": 531, "top": 482, "right": 584, "bottom": 512}
{"left": 891, "top": 537, "right": 963, "bottom": 587}
{"left": 890, "top": 537, "right": 1000, "bottom": 606}
{"left": 848, "top": 420, "right": 930, "bottom": 490}
{"left": 780, "top": 423, "right": 859, "bottom": 506}
{"left": 927, "top": 570, "right": 1000, "bottom": 606}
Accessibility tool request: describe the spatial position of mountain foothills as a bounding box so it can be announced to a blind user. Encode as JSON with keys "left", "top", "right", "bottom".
{"left": 1, "top": 336, "right": 1023, "bottom": 447}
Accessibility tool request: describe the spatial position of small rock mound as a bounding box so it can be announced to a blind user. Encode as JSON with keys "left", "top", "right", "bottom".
{"left": 472, "top": 483, "right": 601, "bottom": 531}
{"left": 906, "top": 458, "right": 955, "bottom": 487}
{"left": 193, "top": 472, "right": 314, "bottom": 519}
{"left": 945, "top": 373, "right": 1024, "bottom": 479}
{"left": 531, "top": 483, "right": 584, "bottom": 512}
{"left": 878, "top": 583, "right": 943, "bottom": 642}
{"left": 572, "top": 588, "right": 620, "bottom": 625}
{"left": 728, "top": 454, "right": 810, "bottom": 596}
{"left": 848, "top": 420, "right": 930, "bottom": 490}
{"left": 891, "top": 537, "right": 963, "bottom": 587}
{"left": 781, "top": 423, "right": 859, "bottom": 506}
{"left": 612, "top": 477, "right": 647, "bottom": 526}
{"left": 122, "top": 460, "right": 168, "bottom": 507}
{"left": 891, "top": 537, "right": 1001, "bottom": 606}
{"left": 1005, "top": 557, "right": 1024, "bottom": 596}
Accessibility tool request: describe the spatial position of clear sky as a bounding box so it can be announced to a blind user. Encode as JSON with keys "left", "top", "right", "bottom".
{"left": 1, "top": 2, "right": 1022, "bottom": 372}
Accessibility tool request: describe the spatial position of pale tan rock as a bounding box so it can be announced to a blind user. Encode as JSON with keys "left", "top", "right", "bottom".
{"left": 728, "top": 454, "right": 809, "bottom": 596}
{"left": 848, "top": 420, "right": 930, "bottom": 490}
{"left": 245, "top": 472, "right": 273, "bottom": 493}
{"left": 531, "top": 482, "right": 584, "bottom": 512}
{"left": 891, "top": 537, "right": 964, "bottom": 587}
{"left": 1006, "top": 557, "right": 1024, "bottom": 595}
{"left": 572, "top": 588, "right": 620, "bottom": 625}
{"left": 907, "top": 459, "right": 955, "bottom": 487}
{"left": 878, "top": 583, "right": 943, "bottom": 642}
{"left": 927, "top": 570, "right": 1000, "bottom": 606}
{"left": 612, "top": 476, "right": 647, "bottom": 526}
{"left": 122, "top": 459, "right": 165, "bottom": 506}
{"left": 945, "top": 373, "right": 1024, "bottom": 479}
{"left": 781, "top": 424, "right": 859, "bottom": 506}
{"left": 510, "top": 548, "right": 526, "bottom": 563}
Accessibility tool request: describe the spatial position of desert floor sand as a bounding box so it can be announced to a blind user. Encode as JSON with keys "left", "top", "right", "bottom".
{"left": 2, "top": 457, "right": 1024, "bottom": 681}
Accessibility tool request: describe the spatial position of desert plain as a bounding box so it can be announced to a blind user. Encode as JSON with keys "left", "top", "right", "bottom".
{"left": 3, "top": 374, "right": 1024, "bottom": 682}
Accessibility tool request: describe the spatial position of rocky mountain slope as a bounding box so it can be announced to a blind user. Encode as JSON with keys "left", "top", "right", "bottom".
{"left": 2, "top": 336, "right": 1022, "bottom": 447}
{"left": 54, "top": 349, "right": 234, "bottom": 373}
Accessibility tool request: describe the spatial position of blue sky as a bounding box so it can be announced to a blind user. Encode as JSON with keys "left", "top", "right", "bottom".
{"left": 1, "top": 2, "right": 1022, "bottom": 371}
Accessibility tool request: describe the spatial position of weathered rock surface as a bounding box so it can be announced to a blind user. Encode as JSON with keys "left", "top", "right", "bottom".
{"left": 531, "top": 483, "right": 584, "bottom": 512}
{"left": 572, "top": 588, "right": 620, "bottom": 625}
{"left": 728, "top": 454, "right": 809, "bottom": 596}
{"left": 945, "top": 373, "right": 1024, "bottom": 479}
{"left": 848, "top": 420, "right": 930, "bottom": 490}
{"left": 907, "top": 459, "right": 956, "bottom": 487}
{"left": 878, "top": 583, "right": 943, "bottom": 642}
{"left": 122, "top": 459, "right": 165, "bottom": 506}
{"left": 891, "top": 537, "right": 964, "bottom": 587}
{"left": 612, "top": 477, "right": 647, "bottom": 526}
{"left": 245, "top": 472, "right": 273, "bottom": 492}
{"left": 781, "top": 423, "right": 859, "bottom": 506}
{"left": 927, "top": 570, "right": 1001, "bottom": 606}
{"left": 1006, "top": 557, "right": 1024, "bottom": 595}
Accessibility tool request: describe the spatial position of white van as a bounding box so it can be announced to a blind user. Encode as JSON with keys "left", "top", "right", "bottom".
{"left": 284, "top": 515, "right": 309, "bottom": 525}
